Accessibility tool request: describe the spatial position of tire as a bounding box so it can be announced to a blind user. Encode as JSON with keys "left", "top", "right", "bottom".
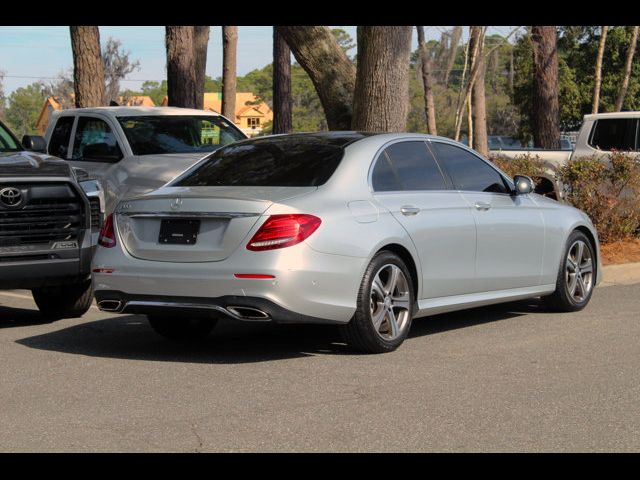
{"left": 341, "top": 251, "right": 415, "bottom": 354}
{"left": 147, "top": 316, "right": 217, "bottom": 341}
{"left": 31, "top": 279, "right": 94, "bottom": 319}
{"left": 542, "top": 230, "right": 596, "bottom": 312}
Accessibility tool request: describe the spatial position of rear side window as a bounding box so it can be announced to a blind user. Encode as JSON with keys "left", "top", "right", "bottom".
{"left": 372, "top": 141, "right": 447, "bottom": 192}
{"left": 48, "top": 116, "right": 75, "bottom": 158}
{"left": 175, "top": 136, "right": 345, "bottom": 187}
{"left": 589, "top": 118, "right": 638, "bottom": 151}
{"left": 431, "top": 142, "right": 510, "bottom": 194}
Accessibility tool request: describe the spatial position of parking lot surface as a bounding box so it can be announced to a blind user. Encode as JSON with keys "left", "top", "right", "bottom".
{"left": 1, "top": 284, "right": 639, "bottom": 452}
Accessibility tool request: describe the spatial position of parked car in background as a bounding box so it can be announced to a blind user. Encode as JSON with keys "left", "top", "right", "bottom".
{"left": 31, "top": 107, "right": 247, "bottom": 213}
{"left": 0, "top": 120, "right": 100, "bottom": 318}
{"left": 92, "top": 132, "right": 602, "bottom": 353}
{"left": 491, "top": 112, "right": 640, "bottom": 199}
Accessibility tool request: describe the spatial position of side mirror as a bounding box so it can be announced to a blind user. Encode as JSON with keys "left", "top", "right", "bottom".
{"left": 22, "top": 135, "right": 47, "bottom": 153}
{"left": 82, "top": 143, "right": 121, "bottom": 162}
{"left": 513, "top": 175, "right": 534, "bottom": 195}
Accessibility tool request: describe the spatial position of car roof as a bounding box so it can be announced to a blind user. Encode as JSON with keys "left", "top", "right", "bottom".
{"left": 226, "top": 131, "right": 456, "bottom": 149}
{"left": 583, "top": 111, "right": 640, "bottom": 121}
{"left": 54, "top": 106, "right": 222, "bottom": 118}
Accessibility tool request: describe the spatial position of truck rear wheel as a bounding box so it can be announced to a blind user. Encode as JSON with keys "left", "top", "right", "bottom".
{"left": 31, "top": 279, "right": 94, "bottom": 319}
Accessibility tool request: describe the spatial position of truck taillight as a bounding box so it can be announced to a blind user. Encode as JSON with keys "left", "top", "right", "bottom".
{"left": 246, "top": 214, "right": 321, "bottom": 251}
{"left": 98, "top": 214, "right": 116, "bottom": 248}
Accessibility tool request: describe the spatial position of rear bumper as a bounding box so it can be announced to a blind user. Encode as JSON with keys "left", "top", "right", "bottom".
{"left": 94, "top": 291, "right": 341, "bottom": 324}
{"left": 92, "top": 241, "right": 367, "bottom": 324}
{"left": 0, "top": 246, "right": 93, "bottom": 289}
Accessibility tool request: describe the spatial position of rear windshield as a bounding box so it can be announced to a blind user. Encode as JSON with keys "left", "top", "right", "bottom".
{"left": 117, "top": 115, "right": 246, "bottom": 155}
{"left": 174, "top": 136, "right": 347, "bottom": 187}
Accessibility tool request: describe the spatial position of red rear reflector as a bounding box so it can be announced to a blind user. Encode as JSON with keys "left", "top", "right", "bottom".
{"left": 98, "top": 213, "right": 116, "bottom": 248}
{"left": 247, "top": 214, "right": 321, "bottom": 251}
{"left": 93, "top": 268, "right": 114, "bottom": 274}
{"left": 234, "top": 274, "right": 276, "bottom": 279}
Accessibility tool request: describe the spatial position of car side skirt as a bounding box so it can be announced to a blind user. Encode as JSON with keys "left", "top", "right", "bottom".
{"left": 415, "top": 284, "right": 556, "bottom": 318}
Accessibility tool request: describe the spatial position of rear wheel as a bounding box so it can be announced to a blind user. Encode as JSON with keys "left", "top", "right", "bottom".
{"left": 147, "top": 316, "right": 217, "bottom": 341}
{"left": 543, "top": 230, "right": 596, "bottom": 312}
{"left": 31, "top": 279, "right": 93, "bottom": 319}
{"left": 341, "top": 251, "right": 415, "bottom": 353}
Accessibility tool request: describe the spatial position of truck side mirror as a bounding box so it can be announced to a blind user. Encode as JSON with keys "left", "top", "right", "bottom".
{"left": 22, "top": 135, "right": 47, "bottom": 153}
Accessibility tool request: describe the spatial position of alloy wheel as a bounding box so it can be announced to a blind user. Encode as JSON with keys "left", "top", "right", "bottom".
{"left": 369, "top": 264, "right": 411, "bottom": 341}
{"left": 565, "top": 240, "right": 594, "bottom": 303}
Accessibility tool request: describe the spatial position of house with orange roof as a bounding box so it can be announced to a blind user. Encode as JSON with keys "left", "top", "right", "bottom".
{"left": 161, "top": 92, "right": 273, "bottom": 137}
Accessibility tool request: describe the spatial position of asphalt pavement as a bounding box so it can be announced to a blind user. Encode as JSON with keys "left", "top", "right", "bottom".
{"left": 0, "top": 282, "right": 639, "bottom": 452}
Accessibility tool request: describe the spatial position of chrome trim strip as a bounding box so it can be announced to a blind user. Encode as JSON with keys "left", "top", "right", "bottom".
{"left": 122, "top": 300, "right": 271, "bottom": 322}
{"left": 117, "top": 212, "right": 260, "bottom": 219}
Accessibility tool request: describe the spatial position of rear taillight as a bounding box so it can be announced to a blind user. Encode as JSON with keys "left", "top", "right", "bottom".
{"left": 246, "top": 214, "right": 321, "bottom": 251}
{"left": 98, "top": 213, "right": 116, "bottom": 248}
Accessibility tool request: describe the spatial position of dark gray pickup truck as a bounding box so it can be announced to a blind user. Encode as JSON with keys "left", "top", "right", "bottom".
{"left": 0, "top": 120, "right": 101, "bottom": 318}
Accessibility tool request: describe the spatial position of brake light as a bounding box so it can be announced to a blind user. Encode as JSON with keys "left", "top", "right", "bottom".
{"left": 247, "top": 214, "right": 321, "bottom": 251}
{"left": 98, "top": 213, "right": 116, "bottom": 248}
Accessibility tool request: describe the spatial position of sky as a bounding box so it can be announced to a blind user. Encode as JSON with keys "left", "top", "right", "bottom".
{"left": 0, "top": 26, "right": 518, "bottom": 95}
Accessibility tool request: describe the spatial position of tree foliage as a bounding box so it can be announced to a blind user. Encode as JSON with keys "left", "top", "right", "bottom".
{"left": 103, "top": 37, "right": 140, "bottom": 104}
{"left": 4, "top": 83, "right": 46, "bottom": 137}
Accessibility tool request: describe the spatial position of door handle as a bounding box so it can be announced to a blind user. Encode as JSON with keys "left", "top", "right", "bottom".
{"left": 400, "top": 205, "right": 420, "bottom": 216}
{"left": 474, "top": 202, "right": 491, "bottom": 211}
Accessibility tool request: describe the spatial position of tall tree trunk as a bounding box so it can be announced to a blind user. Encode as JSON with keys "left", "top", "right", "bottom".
{"left": 277, "top": 26, "right": 355, "bottom": 130}
{"left": 193, "top": 26, "right": 210, "bottom": 110}
{"left": 615, "top": 26, "right": 639, "bottom": 112}
{"left": 273, "top": 27, "right": 292, "bottom": 134}
{"left": 471, "top": 32, "right": 488, "bottom": 157}
{"left": 443, "top": 26, "right": 463, "bottom": 86}
{"left": 165, "top": 26, "right": 197, "bottom": 108}
{"left": 467, "top": 94, "right": 473, "bottom": 148}
{"left": 69, "top": 26, "right": 105, "bottom": 108}
{"left": 222, "top": 26, "right": 238, "bottom": 121}
{"left": 352, "top": 26, "right": 413, "bottom": 132}
{"left": 592, "top": 26, "right": 609, "bottom": 114}
{"left": 454, "top": 26, "right": 485, "bottom": 141}
{"left": 531, "top": 26, "right": 560, "bottom": 149}
{"left": 416, "top": 26, "right": 437, "bottom": 135}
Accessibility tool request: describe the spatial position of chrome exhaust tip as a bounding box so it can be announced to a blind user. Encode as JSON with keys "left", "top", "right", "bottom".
{"left": 98, "top": 299, "right": 123, "bottom": 313}
{"left": 226, "top": 306, "right": 270, "bottom": 321}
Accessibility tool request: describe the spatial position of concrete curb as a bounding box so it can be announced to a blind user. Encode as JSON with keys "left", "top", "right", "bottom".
{"left": 601, "top": 262, "right": 640, "bottom": 287}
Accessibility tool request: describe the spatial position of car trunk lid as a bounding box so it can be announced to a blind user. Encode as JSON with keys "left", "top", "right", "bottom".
{"left": 115, "top": 186, "right": 316, "bottom": 262}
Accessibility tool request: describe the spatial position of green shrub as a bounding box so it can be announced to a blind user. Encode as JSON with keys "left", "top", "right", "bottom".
{"left": 557, "top": 152, "right": 640, "bottom": 243}
{"left": 489, "top": 153, "right": 545, "bottom": 180}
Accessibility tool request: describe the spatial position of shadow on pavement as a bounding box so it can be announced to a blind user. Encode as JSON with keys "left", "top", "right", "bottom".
{"left": 14, "top": 299, "right": 544, "bottom": 364}
{"left": 0, "top": 306, "right": 55, "bottom": 328}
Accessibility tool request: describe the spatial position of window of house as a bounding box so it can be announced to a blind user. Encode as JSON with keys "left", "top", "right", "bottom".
{"left": 247, "top": 117, "right": 261, "bottom": 128}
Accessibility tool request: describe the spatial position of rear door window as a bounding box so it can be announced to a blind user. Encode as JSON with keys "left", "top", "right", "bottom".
{"left": 371, "top": 141, "right": 447, "bottom": 192}
{"left": 589, "top": 118, "right": 638, "bottom": 151}
{"left": 48, "top": 116, "right": 75, "bottom": 158}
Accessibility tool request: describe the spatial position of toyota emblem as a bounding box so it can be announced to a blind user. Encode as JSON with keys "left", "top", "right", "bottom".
{"left": 0, "top": 187, "right": 22, "bottom": 208}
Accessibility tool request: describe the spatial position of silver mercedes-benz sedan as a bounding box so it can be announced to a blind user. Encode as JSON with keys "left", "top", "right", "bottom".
{"left": 93, "top": 132, "right": 602, "bottom": 353}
